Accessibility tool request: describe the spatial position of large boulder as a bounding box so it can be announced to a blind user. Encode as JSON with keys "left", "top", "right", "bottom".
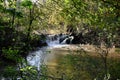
{"left": 71, "top": 32, "right": 85, "bottom": 44}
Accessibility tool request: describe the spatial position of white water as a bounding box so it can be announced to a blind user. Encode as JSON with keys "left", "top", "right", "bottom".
{"left": 27, "top": 49, "right": 45, "bottom": 70}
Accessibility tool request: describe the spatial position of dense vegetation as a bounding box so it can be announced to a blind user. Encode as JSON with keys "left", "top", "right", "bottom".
{"left": 0, "top": 0, "right": 120, "bottom": 80}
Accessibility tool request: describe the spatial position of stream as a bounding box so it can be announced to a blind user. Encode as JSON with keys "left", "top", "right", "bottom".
{"left": 26, "top": 34, "right": 99, "bottom": 71}
{"left": 27, "top": 34, "right": 73, "bottom": 70}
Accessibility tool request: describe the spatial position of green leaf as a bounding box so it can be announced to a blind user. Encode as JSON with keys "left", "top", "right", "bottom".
{"left": 0, "top": 4, "right": 4, "bottom": 12}
{"left": 21, "top": 0, "right": 33, "bottom": 9}
{"left": 65, "top": 0, "right": 69, "bottom": 4}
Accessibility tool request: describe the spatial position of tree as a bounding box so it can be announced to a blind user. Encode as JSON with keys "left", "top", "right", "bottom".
{"left": 45, "top": 0, "right": 120, "bottom": 78}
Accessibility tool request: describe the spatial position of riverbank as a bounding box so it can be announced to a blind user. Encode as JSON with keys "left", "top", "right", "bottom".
{"left": 51, "top": 44, "right": 119, "bottom": 58}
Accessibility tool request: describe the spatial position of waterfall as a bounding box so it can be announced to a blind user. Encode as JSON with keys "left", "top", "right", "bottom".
{"left": 46, "top": 34, "right": 59, "bottom": 46}
{"left": 27, "top": 47, "right": 47, "bottom": 70}
{"left": 46, "top": 34, "right": 69, "bottom": 47}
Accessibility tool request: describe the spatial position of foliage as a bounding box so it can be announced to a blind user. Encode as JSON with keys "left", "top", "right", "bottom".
{"left": 43, "top": 1, "right": 120, "bottom": 79}
{"left": 46, "top": 0, "right": 119, "bottom": 47}
{"left": 2, "top": 66, "right": 19, "bottom": 79}
{"left": 21, "top": 0, "right": 33, "bottom": 9}
{"left": 0, "top": 0, "right": 46, "bottom": 58}
{"left": 20, "top": 66, "right": 39, "bottom": 80}
{"left": 0, "top": 0, "right": 119, "bottom": 79}
{"left": 2, "top": 48, "right": 20, "bottom": 61}
{"left": 0, "top": 0, "right": 48, "bottom": 79}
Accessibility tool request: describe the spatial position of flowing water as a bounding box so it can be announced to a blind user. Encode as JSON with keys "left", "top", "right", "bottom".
{"left": 27, "top": 34, "right": 72, "bottom": 70}
{"left": 26, "top": 34, "right": 107, "bottom": 70}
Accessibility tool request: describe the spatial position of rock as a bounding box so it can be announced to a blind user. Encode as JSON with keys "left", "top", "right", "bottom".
{"left": 39, "top": 40, "right": 47, "bottom": 46}
{"left": 39, "top": 34, "right": 48, "bottom": 46}
{"left": 59, "top": 37, "right": 66, "bottom": 43}
{"left": 59, "top": 34, "right": 68, "bottom": 43}
{"left": 66, "top": 38, "right": 71, "bottom": 44}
